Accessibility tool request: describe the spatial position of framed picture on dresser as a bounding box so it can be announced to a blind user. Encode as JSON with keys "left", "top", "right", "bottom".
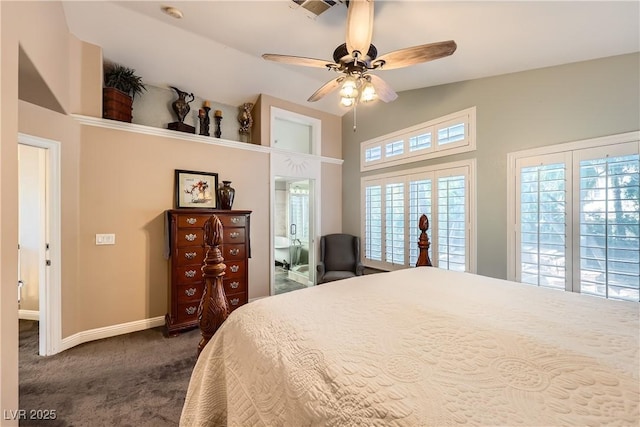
{"left": 175, "top": 169, "right": 218, "bottom": 209}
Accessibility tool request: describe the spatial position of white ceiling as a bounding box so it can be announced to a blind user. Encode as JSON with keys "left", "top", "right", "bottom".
{"left": 62, "top": 1, "right": 640, "bottom": 117}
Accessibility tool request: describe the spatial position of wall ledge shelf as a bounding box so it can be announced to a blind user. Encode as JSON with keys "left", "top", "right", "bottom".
{"left": 71, "top": 114, "right": 343, "bottom": 165}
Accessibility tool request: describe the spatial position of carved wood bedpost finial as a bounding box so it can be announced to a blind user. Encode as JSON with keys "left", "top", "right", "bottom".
{"left": 197, "top": 215, "right": 228, "bottom": 357}
{"left": 416, "top": 214, "right": 433, "bottom": 267}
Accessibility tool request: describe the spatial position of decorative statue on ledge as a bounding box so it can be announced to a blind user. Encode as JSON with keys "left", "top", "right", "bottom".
{"left": 168, "top": 86, "right": 195, "bottom": 134}
{"left": 199, "top": 101, "right": 211, "bottom": 137}
{"left": 237, "top": 102, "right": 253, "bottom": 143}
{"left": 214, "top": 110, "right": 223, "bottom": 138}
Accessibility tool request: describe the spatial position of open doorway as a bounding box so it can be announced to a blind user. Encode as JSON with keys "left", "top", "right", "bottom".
{"left": 269, "top": 107, "right": 322, "bottom": 296}
{"left": 273, "top": 177, "right": 314, "bottom": 294}
{"left": 18, "top": 133, "right": 61, "bottom": 356}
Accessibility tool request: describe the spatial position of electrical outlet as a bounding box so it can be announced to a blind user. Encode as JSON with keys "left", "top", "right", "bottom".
{"left": 96, "top": 234, "right": 116, "bottom": 245}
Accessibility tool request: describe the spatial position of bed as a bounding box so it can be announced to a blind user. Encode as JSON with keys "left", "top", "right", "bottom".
{"left": 181, "top": 215, "right": 639, "bottom": 426}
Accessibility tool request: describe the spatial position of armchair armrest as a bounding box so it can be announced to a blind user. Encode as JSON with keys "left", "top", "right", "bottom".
{"left": 355, "top": 261, "right": 364, "bottom": 276}
{"left": 317, "top": 261, "right": 325, "bottom": 278}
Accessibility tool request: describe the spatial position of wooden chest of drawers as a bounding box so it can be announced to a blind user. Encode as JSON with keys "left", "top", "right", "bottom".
{"left": 165, "top": 209, "right": 251, "bottom": 335}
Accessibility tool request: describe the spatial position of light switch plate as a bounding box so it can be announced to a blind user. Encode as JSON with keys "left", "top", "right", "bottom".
{"left": 96, "top": 234, "right": 116, "bottom": 245}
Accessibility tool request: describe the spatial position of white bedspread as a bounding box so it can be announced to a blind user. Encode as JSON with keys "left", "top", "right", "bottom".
{"left": 180, "top": 268, "right": 639, "bottom": 426}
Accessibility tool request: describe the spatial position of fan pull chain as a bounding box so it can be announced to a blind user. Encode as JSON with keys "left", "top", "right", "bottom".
{"left": 353, "top": 105, "right": 357, "bottom": 132}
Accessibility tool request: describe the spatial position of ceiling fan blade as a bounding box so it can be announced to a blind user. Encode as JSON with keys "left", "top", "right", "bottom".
{"left": 368, "top": 74, "right": 398, "bottom": 103}
{"left": 262, "top": 54, "right": 338, "bottom": 69}
{"left": 345, "top": 0, "right": 374, "bottom": 58}
{"left": 375, "top": 40, "right": 457, "bottom": 70}
{"left": 308, "top": 77, "right": 344, "bottom": 102}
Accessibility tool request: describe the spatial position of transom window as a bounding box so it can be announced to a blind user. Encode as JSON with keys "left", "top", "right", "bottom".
{"left": 360, "top": 107, "right": 476, "bottom": 172}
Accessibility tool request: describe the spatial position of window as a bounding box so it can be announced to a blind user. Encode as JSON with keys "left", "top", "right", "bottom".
{"left": 508, "top": 132, "right": 639, "bottom": 302}
{"left": 519, "top": 161, "right": 567, "bottom": 289}
{"left": 577, "top": 152, "right": 639, "bottom": 301}
{"left": 362, "top": 160, "right": 476, "bottom": 272}
{"left": 409, "top": 132, "right": 432, "bottom": 152}
{"left": 289, "top": 187, "right": 309, "bottom": 243}
{"left": 361, "top": 107, "right": 476, "bottom": 172}
{"left": 438, "top": 123, "right": 465, "bottom": 146}
{"left": 365, "top": 146, "right": 382, "bottom": 163}
{"left": 437, "top": 175, "right": 466, "bottom": 271}
{"left": 385, "top": 140, "right": 404, "bottom": 158}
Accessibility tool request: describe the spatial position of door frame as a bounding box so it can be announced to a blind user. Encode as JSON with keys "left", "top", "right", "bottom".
{"left": 18, "top": 133, "right": 61, "bottom": 356}
{"left": 269, "top": 108, "right": 322, "bottom": 295}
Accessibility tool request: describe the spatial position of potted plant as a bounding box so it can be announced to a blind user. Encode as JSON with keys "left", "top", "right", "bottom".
{"left": 102, "top": 62, "right": 146, "bottom": 123}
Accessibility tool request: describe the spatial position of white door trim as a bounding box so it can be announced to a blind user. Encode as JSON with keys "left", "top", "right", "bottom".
{"left": 18, "top": 133, "right": 61, "bottom": 356}
{"left": 269, "top": 108, "right": 322, "bottom": 295}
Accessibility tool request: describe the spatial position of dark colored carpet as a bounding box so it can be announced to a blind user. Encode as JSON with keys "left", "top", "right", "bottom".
{"left": 19, "top": 320, "right": 200, "bottom": 427}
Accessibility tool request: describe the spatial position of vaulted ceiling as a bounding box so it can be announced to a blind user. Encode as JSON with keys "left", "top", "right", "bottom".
{"left": 62, "top": 1, "right": 640, "bottom": 116}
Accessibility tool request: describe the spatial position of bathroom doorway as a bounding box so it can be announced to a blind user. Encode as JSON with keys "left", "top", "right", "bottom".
{"left": 269, "top": 107, "right": 321, "bottom": 295}
{"left": 274, "top": 177, "right": 314, "bottom": 294}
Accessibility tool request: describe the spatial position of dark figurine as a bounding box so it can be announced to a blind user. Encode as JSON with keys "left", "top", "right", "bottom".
{"left": 199, "top": 106, "right": 211, "bottom": 136}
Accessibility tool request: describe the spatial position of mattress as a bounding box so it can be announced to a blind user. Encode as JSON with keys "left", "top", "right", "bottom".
{"left": 181, "top": 267, "right": 639, "bottom": 426}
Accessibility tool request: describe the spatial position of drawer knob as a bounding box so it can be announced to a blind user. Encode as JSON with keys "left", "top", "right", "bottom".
{"left": 186, "top": 217, "right": 197, "bottom": 225}
{"left": 184, "top": 252, "right": 197, "bottom": 259}
{"left": 185, "top": 306, "right": 197, "bottom": 315}
{"left": 185, "top": 287, "right": 197, "bottom": 297}
{"left": 185, "top": 270, "right": 196, "bottom": 278}
{"left": 229, "top": 248, "right": 240, "bottom": 256}
{"left": 231, "top": 217, "right": 240, "bottom": 224}
{"left": 230, "top": 281, "right": 239, "bottom": 289}
{"left": 184, "top": 233, "right": 197, "bottom": 242}
{"left": 230, "top": 232, "right": 240, "bottom": 239}
{"left": 229, "top": 298, "right": 240, "bottom": 306}
{"left": 230, "top": 265, "right": 239, "bottom": 273}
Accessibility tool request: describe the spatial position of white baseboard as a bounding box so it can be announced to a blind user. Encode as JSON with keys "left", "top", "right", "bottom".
{"left": 60, "top": 316, "right": 165, "bottom": 352}
{"left": 19, "top": 309, "right": 40, "bottom": 321}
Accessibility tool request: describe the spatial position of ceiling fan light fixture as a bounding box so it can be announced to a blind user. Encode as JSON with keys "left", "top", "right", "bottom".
{"left": 340, "top": 97, "right": 355, "bottom": 107}
{"left": 360, "top": 81, "right": 377, "bottom": 103}
{"left": 339, "top": 77, "right": 359, "bottom": 99}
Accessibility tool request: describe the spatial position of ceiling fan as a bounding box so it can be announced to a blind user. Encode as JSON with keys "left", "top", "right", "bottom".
{"left": 262, "top": 0, "right": 457, "bottom": 107}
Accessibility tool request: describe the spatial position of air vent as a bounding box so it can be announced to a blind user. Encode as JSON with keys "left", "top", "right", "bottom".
{"left": 290, "top": 0, "right": 345, "bottom": 18}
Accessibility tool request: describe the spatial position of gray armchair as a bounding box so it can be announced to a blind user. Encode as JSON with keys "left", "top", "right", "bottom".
{"left": 317, "top": 234, "right": 365, "bottom": 284}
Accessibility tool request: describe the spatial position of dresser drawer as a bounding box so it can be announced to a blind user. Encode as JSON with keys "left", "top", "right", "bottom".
{"left": 224, "top": 260, "right": 245, "bottom": 279}
{"left": 176, "top": 229, "right": 204, "bottom": 247}
{"left": 177, "top": 283, "right": 203, "bottom": 303}
{"left": 223, "top": 227, "right": 245, "bottom": 243}
{"left": 176, "top": 266, "right": 203, "bottom": 285}
{"left": 223, "top": 277, "right": 246, "bottom": 295}
{"left": 177, "top": 214, "right": 212, "bottom": 228}
{"left": 223, "top": 244, "right": 245, "bottom": 260}
{"left": 175, "top": 247, "right": 205, "bottom": 266}
{"left": 219, "top": 214, "right": 246, "bottom": 228}
{"left": 226, "top": 292, "right": 247, "bottom": 312}
{"left": 176, "top": 301, "right": 200, "bottom": 324}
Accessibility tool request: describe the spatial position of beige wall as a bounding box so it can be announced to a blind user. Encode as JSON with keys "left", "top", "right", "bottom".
{"left": 342, "top": 53, "right": 640, "bottom": 280}
{"left": 0, "top": 2, "right": 20, "bottom": 418}
{"left": 77, "top": 126, "right": 273, "bottom": 329}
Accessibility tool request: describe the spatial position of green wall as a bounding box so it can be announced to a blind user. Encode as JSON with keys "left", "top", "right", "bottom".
{"left": 342, "top": 53, "right": 640, "bottom": 279}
